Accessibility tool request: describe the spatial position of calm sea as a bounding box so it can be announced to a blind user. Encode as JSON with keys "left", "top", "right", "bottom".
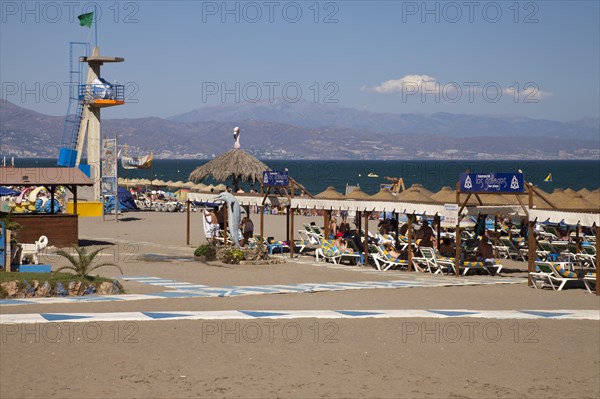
{"left": 13, "top": 158, "right": 600, "bottom": 195}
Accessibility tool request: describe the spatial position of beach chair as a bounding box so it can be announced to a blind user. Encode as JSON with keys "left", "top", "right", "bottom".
{"left": 316, "top": 239, "right": 342, "bottom": 264}
{"left": 537, "top": 241, "right": 560, "bottom": 261}
{"left": 530, "top": 262, "right": 582, "bottom": 291}
{"left": 499, "top": 237, "right": 528, "bottom": 261}
{"left": 461, "top": 259, "right": 503, "bottom": 276}
{"left": 418, "top": 247, "right": 455, "bottom": 275}
{"left": 583, "top": 273, "right": 597, "bottom": 294}
{"left": 19, "top": 235, "right": 48, "bottom": 265}
{"left": 371, "top": 246, "right": 408, "bottom": 271}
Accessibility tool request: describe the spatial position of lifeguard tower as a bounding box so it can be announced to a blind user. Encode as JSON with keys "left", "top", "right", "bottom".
{"left": 57, "top": 45, "right": 125, "bottom": 203}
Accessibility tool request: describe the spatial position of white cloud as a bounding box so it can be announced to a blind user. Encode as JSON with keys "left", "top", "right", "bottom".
{"left": 369, "top": 75, "right": 439, "bottom": 94}
{"left": 367, "top": 75, "right": 552, "bottom": 102}
{"left": 503, "top": 86, "right": 552, "bottom": 102}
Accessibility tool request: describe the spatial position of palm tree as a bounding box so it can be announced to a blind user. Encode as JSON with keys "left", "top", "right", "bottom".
{"left": 54, "top": 246, "right": 123, "bottom": 278}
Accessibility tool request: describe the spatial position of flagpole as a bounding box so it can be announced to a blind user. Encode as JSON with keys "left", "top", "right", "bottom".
{"left": 94, "top": 5, "right": 98, "bottom": 47}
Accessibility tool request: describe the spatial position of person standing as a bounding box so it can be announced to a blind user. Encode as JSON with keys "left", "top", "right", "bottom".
{"left": 241, "top": 215, "right": 254, "bottom": 246}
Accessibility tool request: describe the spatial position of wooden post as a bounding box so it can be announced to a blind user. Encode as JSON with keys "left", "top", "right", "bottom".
{"left": 455, "top": 182, "right": 461, "bottom": 277}
{"left": 363, "top": 210, "right": 369, "bottom": 265}
{"left": 260, "top": 205, "right": 264, "bottom": 248}
{"left": 186, "top": 200, "right": 190, "bottom": 246}
{"left": 286, "top": 205, "right": 290, "bottom": 244}
{"left": 455, "top": 224, "right": 461, "bottom": 277}
{"left": 528, "top": 221, "right": 535, "bottom": 286}
{"left": 290, "top": 205, "right": 295, "bottom": 257}
{"left": 323, "top": 210, "right": 330, "bottom": 238}
{"left": 73, "top": 186, "right": 78, "bottom": 215}
{"left": 394, "top": 212, "right": 400, "bottom": 249}
{"left": 407, "top": 215, "right": 413, "bottom": 272}
{"left": 435, "top": 214, "right": 441, "bottom": 249}
{"left": 493, "top": 214, "right": 499, "bottom": 258}
{"left": 596, "top": 225, "right": 599, "bottom": 296}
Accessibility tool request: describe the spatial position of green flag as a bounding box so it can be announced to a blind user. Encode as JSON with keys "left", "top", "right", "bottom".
{"left": 78, "top": 12, "right": 94, "bottom": 28}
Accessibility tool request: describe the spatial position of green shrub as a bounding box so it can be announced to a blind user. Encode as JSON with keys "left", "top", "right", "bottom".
{"left": 218, "top": 247, "right": 246, "bottom": 264}
{"left": 194, "top": 243, "right": 217, "bottom": 260}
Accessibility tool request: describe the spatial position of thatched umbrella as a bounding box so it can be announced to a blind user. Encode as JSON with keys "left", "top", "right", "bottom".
{"left": 578, "top": 187, "right": 591, "bottom": 197}
{"left": 563, "top": 188, "right": 577, "bottom": 196}
{"left": 549, "top": 188, "right": 572, "bottom": 204}
{"left": 188, "top": 149, "right": 270, "bottom": 191}
{"left": 370, "top": 188, "right": 398, "bottom": 201}
{"left": 430, "top": 186, "right": 456, "bottom": 204}
{"left": 396, "top": 185, "right": 436, "bottom": 203}
{"left": 192, "top": 183, "right": 208, "bottom": 192}
{"left": 151, "top": 179, "right": 166, "bottom": 186}
{"left": 316, "top": 186, "right": 344, "bottom": 199}
{"left": 553, "top": 193, "right": 597, "bottom": 210}
{"left": 584, "top": 189, "right": 599, "bottom": 206}
{"left": 345, "top": 187, "right": 370, "bottom": 200}
{"left": 406, "top": 184, "right": 435, "bottom": 198}
{"left": 183, "top": 181, "right": 196, "bottom": 189}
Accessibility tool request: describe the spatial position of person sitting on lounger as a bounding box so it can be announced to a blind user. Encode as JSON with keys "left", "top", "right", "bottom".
{"left": 383, "top": 241, "right": 401, "bottom": 260}
{"left": 439, "top": 237, "right": 455, "bottom": 258}
{"left": 418, "top": 233, "right": 435, "bottom": 253}
{"left": 476, "top": 236, "right": 495, "bottom": 262}
{"left": 334, "top": 232, "right": 351, "bottom": 253}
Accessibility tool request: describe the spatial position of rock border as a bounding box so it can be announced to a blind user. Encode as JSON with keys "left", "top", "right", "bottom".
{"left": 0, "top": 279, "right": 123, "bottom": 299}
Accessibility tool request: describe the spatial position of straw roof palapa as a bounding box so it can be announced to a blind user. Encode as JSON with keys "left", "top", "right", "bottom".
{"left": 396, "top": 185, "right": 437, "bottom": 203}
{"left": 584, "top": 190, "right": 599, "bottom": 207}
{"left": 430, "top": 187, "right": 456, "bottom": 204}
{"left": 577, "top": 188, "right": 591, "bottom": 197}
{"left": 549, "top": 188, "right": 572, "bottom": 204}
{"left": 370, "top": 188, "right": 398, "bottom": 201}
{"left": 316, "top": 186, "right": 344, "bottom": 199}
{"left": 188, "top": 149, "right": 270, "bottom": 190}
{"left": 192, "top": 183, "right": 208, "bottom": 192}
{"left": 345, "top": 187, "right": 370, "bottom": 200}
{"left": 406, "top": 184, "right": 435, "bottom": 197}
{"left": 553, "top": 193, "right": 597, "bottom": 210}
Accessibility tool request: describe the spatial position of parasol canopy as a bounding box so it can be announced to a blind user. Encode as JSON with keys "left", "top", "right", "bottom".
{"left": 188, "top": 149, "right": 271, "bottom": 191}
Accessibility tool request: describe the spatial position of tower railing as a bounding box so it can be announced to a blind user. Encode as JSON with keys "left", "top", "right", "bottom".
{"left": 78, "top": 83, "right": 125, "bottom": 105}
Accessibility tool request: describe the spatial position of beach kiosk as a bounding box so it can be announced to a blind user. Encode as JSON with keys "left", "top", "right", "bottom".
{"left": 0, "top": 167, "right": 94, "bottom": 248}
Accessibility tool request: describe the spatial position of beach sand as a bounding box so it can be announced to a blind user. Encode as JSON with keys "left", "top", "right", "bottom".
{"left": 1, "top": 211, "right": 599, "bottom": 398}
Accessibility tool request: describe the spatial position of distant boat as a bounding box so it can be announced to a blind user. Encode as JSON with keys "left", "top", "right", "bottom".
{"left": 367, "top": 173, "right": 379, "bottom": 178}
{"left": 120, "top": 144, "right": 153, "bottom": 169}
{"left": 544, "top": 173, "right": 552, "bottom": 182}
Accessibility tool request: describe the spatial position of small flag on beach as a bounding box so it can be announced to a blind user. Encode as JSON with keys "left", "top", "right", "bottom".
{"left": 544, "top": 173, "right": 552, "bottom": 182}
{"left": 78, "top": 12, "right": 94, "bottom": 28}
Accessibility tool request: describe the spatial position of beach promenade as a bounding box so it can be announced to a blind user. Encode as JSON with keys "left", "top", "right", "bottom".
{"left": 1, "top": 212, "right": 599, "bottom": 398}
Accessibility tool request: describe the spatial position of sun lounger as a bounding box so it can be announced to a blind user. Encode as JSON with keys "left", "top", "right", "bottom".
{"left": 371, "top": 246, "right": 408, "bottom": 271}
{"left": 583, "top": 273, "right": 597, "bottom": 294}
{"left": 418, "top": 248, "right": 455, "bottom": 275}
{"left": 461, "top": 259, "right": 503, "bottom": 276}
{"left": 530, "top": 262, "right": 583, "bottom": 291}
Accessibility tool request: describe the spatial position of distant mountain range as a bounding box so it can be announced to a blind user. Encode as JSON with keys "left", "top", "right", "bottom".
{"left": 1, "top": 100, "right": 598, "bottom": 160}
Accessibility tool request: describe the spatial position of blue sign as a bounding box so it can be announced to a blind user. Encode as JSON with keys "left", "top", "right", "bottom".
{"left": 262, "top": 171, "right": 289, "bottom": 187}
{"left": 460, "top": 173, "right": 524, "bottom": 193}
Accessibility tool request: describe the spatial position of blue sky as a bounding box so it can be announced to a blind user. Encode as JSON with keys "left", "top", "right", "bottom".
{"left": 1, "top": 0, "right": 599, "bottom": 121}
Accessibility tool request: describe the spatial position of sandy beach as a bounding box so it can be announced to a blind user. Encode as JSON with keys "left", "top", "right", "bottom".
{"left": 1, "top": 211, "right": 599, "bottom": 398}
